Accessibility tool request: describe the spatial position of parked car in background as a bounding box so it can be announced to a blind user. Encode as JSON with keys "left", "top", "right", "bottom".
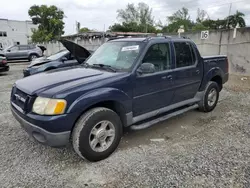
{"left": 23, "top": 40, "right": 92, "bottom": 77}
{"left": 0, "top": 44, "right": 43, "bottom": 61}
{"left": 0, "top": 56, "right": 9, "bottom": 72}
{"left": 11, "top": 37, "right": 229, "bottom": 162}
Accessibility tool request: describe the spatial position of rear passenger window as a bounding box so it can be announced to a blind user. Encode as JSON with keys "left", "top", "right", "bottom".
{"left": 174, "top": 42, "right": 196, "bottom": 68}
{"left": 142, "top": 43, "right": 171, "bottom": 72}
{"left": 19, "top": 46, "right": 28, "bottom": 50}
{"left": 29, "top": 45, "right": 36, "bottom": 49}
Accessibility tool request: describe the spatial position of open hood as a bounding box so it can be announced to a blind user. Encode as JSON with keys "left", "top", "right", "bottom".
{"left": 28, "top": 56, "right": 50, "bottom": 67}
{"left": 59, "top": 39, "right": 91, "bottom": 63}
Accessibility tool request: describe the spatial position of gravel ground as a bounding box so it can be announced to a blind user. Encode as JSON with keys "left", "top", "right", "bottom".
{"left": 1, "top": 63, "right": 250, "bottom": 188}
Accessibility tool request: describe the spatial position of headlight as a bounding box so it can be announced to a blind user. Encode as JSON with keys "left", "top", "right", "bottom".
{"left": 32, "top": 97, "right": 67, "bottom": 115}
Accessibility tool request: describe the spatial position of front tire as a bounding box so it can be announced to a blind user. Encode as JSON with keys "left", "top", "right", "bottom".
{"left": 28, "top": 54, "right": 38, "bottom": 61}
{"left": 198, "top": 81, "right": 219, "bottom": 112}
{"left": 72, "top": 107, "right": 122, "bottom": 162}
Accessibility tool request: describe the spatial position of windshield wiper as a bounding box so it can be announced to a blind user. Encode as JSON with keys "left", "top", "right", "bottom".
{"left": 92, "top": 64, "right": 117, "bottom": 72}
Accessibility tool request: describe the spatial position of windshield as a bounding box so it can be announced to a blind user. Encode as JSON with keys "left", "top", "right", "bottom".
{"left": 86, "top": 41, "right": 143, "bottom": 70}
{"left": 3, "top": 46, "right": 13, "bottom": 51}
{"left": 47, "top": 50, "right": 69, "bottom": 60}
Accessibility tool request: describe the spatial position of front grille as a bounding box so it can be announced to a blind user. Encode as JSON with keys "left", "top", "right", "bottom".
{"left": 11, "top": 86, "right": 31, "bottom": 112}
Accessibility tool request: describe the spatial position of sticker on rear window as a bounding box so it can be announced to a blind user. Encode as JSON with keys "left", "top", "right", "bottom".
{"left": 121, "top": 45, "right": 139, "bottom": 52}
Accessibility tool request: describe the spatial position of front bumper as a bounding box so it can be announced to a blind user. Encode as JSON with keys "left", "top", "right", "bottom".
{"left": 11, "top": 105, "right": 71, "bottom": 147}
{"left": 0, "top": 65, "right": 9, "bottom": 72}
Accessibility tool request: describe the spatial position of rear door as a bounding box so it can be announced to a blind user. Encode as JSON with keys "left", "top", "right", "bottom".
{"left": 18, "top": 45, "right": 29, "bottom": 59}
{"left": 171, "top": 41, "right": 203, "bottom": 103}
{"left": 133, "top": 42, "right": 175, "bottom": 116}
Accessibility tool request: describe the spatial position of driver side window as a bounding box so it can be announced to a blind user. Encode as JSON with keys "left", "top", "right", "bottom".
{"left": 10, "top": 46, "right": 18, "bottom": 51}
{"left": 142, "top": 43, "right": 171, "bottom": 73}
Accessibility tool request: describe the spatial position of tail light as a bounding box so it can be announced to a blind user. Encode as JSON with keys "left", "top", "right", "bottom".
{"left": 2, "top": 59, "right": 7, "bottom": 64}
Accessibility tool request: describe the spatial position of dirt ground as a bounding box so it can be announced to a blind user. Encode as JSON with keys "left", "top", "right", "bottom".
{"left": 1, "top": 63, "right": 250, "bottom": 188}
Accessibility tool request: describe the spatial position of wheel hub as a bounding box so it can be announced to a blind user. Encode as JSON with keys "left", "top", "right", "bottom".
{"left": 96, "top": 129, "right": 106, "bottom": 141}
{"left": 89, "top": 120, "right": 115, "bottom": 152}
{"left": 208, "top": 88, "right": 217, "bottom": 107}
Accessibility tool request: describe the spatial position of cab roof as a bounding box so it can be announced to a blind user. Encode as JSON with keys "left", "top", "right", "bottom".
{"left": 108, "top": 36, "right": 192, "bottom": 43}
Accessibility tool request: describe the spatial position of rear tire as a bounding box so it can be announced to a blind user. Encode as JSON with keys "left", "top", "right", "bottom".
{"left": 198, "top": 81, "right": 219, "bottom": 112}
{"left": 72, "top": 107, "right": 122, "bottom": 162}
{"left": 28, "top": 54, "right": 38, "bottom": 62}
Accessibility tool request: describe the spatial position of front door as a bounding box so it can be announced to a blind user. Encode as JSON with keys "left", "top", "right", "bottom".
{"left": 133, "top": 43, "right": 175, "bottom": 116}
{"left": 5, "top": 46, "right": 19, "bottom": 60}
{"left": 171, "top": 42, "right": 203, "bottom": 103}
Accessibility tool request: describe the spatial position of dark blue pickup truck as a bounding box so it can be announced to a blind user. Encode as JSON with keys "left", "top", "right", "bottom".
{"left": 11, "top": 37, "right": 228, "bottom": 161}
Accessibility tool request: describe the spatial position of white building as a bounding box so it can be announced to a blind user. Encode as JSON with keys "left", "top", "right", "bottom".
{"left": 0, "top": 19, "right": 38, "bottom": 49}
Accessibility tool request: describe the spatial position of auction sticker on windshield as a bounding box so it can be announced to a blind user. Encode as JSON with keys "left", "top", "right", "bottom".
{"left": 121, "top": 45, "right": 139, "bottom": 52}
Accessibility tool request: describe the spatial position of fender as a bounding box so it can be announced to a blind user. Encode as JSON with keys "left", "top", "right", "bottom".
{"left": 200, "top": 67, "right": 223, "bottom": 91}
{"left": 66, "top": 87, "right": 132, "bottom": 115}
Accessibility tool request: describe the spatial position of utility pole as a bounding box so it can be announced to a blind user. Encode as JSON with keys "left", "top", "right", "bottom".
{"left": 226, "top": 3, "right": 232, "bottom": 28}
{"left": 226, "top": 3, "right": 232, "bottom": 72}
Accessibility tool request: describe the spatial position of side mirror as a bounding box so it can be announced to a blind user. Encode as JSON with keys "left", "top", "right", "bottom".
{"left": 61, "top": 57, "right": 67, "bottom": 62}
{"left": 137, "top": 63, "right": 156, "bottom": 74}
{"left": 7, "top": 49, "right": 11, "bottom": 52}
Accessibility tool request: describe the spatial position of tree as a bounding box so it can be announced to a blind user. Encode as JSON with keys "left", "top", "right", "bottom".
{"left": 202, "top": 19, "right": 227, "bottom": 30}
{"left": 79, "top": 27, "right": 91, "bottom": 33}
{"left": 109, "top": 22, "right": 157, "bottom": 33}
{"left": 110, "top": 2, "right": 156, "bottom": 33}
{"left": 28, "top": 5, "right": 65, "bottom": 42}
{"left": 196, "top": 9, "right": 208, "bottom": 23}
{"left": 227, "top": 11, "right": 246, "bottom": 28}
{"left": 168, "top": 7, "right": 190, "bottom": 23}
{"left": 166, "top": 7, "right": 193, "bottom": 32}
{"left": 117, "top": 3, "right": 154, "bottom": 26}
{"left": 192, "top": 23, "right": 208, "bottom": 31}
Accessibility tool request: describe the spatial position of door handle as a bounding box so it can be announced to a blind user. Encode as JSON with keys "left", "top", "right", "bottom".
{"left": 196, "top": 70, "right": 200, "bottom": 74}
{"left": 167, "top": 75, "right": 173, "bottom": 80}
{"left": 162, "top": 75, "right": 172, "bottom": 80}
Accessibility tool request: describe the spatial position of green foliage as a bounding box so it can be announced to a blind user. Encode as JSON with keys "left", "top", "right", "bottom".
{"left": 166, "top": 7, "right": 194, "bottom": 33}
{"left": 168, "top": 7, "right": 190, "bottom": 23}
{"left": 28, "top": 5, "right": 65, "bottom": 42}
{"left": 79, "top": 27, "right": 91, "bottom": 33}
{"left": 227, "top": 11, "right": 246, "bottom": 28}
{"left": 192, "top": 23, "right": 208, "bottom": 31}
{"left": 196, "top": 8, "right": 207, "bottom": 23}
{"left": 110, "top": 2, "right": 156, "bottom": 33}
{"left": 110, "top": 5, "right": 247, "bottom": 34}
{"left": 202, "top": 19, "right": 227, "bottom": 30}
{"left": 110, "top": 22, "right": 156, "bottom": 33}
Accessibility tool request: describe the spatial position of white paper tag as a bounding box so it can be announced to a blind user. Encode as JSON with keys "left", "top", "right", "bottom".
{"left": 121, "top": 45, "right": 139, "bottom": 52}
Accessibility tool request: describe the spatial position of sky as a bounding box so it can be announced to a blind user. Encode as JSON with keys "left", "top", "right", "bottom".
{"left": 1, "top": 0, "right": 250, "bottom": 35}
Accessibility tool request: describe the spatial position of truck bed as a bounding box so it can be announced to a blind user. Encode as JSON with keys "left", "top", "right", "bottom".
{"left": 200, "top": 55, "right": 229, "bottom": 91}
